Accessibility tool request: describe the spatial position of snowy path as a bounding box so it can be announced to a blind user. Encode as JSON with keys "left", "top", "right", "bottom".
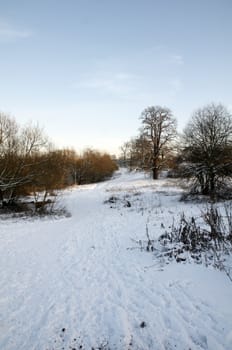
{"left": 0, "top": 170, "right": 232, "bottom": 349}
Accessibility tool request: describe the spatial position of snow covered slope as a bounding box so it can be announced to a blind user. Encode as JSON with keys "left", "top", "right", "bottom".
{"left": 0, "top": 169, "right": 232, "bottom": 350}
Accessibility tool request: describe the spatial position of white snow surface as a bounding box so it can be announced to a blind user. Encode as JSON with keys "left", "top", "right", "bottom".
{"left": 1, "top": 169, "right": 232, "bottom": 350}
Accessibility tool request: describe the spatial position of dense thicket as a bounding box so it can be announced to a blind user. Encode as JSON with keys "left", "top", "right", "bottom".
{"left": 0, "top": 113, "right": 117, "bottom": 211}
{"left": 68, "top": 149, "right": 118, "bottom": 185}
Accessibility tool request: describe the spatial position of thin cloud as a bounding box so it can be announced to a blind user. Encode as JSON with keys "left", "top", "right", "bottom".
{"left": 169, "top": 54, "right": 184, "bottom": 65}
{"left": 0, "top": 20, "right": 32, "bottom": 41}
{"left": 74, "top": 72, "right": 140, "bottom": 95}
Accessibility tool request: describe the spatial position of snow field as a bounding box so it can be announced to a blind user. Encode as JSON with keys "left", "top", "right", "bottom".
{"left": 0, "top": 169, "right": 232, "bottom": 349}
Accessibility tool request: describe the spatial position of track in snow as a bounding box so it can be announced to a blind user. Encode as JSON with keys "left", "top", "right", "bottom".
{"left": 0, "top": 170, "right": 232, "bottom": 349}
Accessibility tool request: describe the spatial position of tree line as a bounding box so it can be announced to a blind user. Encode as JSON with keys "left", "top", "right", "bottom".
{"left": 120, "top": 103, "right": 232, "bottom": 199}
{"left": 0, "top": 112, "right": 117, "bottom": 211}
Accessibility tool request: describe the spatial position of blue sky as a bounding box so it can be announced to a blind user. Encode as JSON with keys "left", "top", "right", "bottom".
{"left": 0, "top": 0, "right": 231, "bottom": 154}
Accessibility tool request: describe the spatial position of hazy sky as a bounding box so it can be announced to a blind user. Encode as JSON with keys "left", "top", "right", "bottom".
{"left": 0, "top": 0, "right": 231, "bottom": 154}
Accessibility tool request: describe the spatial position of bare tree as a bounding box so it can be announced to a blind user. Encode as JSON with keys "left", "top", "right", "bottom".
{"left": 120, "top": 141, "right": 131, "bottom": 167}
{"left": 0, "top": 113, "right": 48, "bottom": 206}
{"left": 0, "top": 113, "right": 18, "bottom": 155}
{"left": 182, "top": 103, "right": 232, "bottom": 197}
{"left": 125, "top": 135, "right": 151, "bottom": 171}
{"left": 0, "top": 113, "right": 20, "bottom": 204}
{"left": 140, "top": 106, "right": 177, "bottom": 179}
{"left": 20, "top": 122, "right": 47, "bottom": 156}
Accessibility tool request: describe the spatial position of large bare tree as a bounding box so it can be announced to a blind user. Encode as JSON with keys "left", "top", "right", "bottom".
{"left": 182, "top": 103, "right": 232, "bottom": 197}
{"left": 140, "top": 106, "right": 177, "bottom": 179}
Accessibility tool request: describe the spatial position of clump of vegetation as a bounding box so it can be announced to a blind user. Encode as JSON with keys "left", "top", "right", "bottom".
{"left": 157, "top": 204, "right": 232, "bottom": 279}
{"left": 0, "top": 112, "right": 117, "bottom": 217}
{"left": 135, "top": 204, "right": 232, "bottom": 281}
{"left": 104, "top": 195, "right": 131, "bottom": 209}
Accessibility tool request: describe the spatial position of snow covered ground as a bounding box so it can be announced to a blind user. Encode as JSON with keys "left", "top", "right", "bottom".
{"left": 0, "top": 169, "right": 232, "bottom": 350}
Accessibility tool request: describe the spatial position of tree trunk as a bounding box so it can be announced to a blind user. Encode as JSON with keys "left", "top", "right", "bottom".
{"left": 152, "top": 156, "right": 159, "bottom": 179}
{"left": 209, "top": 173, "right": 215, "bottom": 194}
{"left": 152, "top": 167, "right": 159, "bottom": 180}
{"left": 202, "top": 184, "right": 210, "bottom": 196}
{"left": 0, "top": 189, "right": 3, "bottom": 207}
